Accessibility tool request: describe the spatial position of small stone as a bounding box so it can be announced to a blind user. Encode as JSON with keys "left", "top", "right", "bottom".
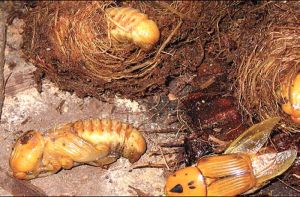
{"left": 63, "top": 106, "right": 69, "bottom": 113}
{"left": 82, "top": 175, "right": 88, "bottom": 180}
{"left": 213, "top": 128, "right": 222, "bottom": 132}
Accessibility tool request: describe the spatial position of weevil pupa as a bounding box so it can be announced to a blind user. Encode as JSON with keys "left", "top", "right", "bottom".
{"left": 9, "top": 118, "right": 147, "bottom": 180}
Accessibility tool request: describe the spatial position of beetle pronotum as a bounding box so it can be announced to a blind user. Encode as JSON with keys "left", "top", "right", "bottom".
{"left": 9, "top": 118, "right": 147, "bottom": 180}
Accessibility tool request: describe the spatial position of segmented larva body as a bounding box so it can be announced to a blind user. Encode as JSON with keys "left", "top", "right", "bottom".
{"left": 9, "top": 118, "right": 147, "bottom": 180}
{"left": 106, "top": 7, "right": 160, "bottom": 50}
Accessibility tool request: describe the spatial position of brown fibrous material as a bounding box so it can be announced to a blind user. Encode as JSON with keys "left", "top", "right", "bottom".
{"left": 234, "top": 2, "right": 300, "bottom": 130}
{"left": 22, "top": 1, "right": 209, "bottom": 99}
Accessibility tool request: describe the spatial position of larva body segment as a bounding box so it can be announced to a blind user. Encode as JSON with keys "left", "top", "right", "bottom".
{"left": 9, "top": 118, "right": 147, "bottom": 180}
{"left": 71, "top": 118, "right": 147, "bottom": 163}
{"left": 106, "top": 7, "right": 160, "bottom": 50}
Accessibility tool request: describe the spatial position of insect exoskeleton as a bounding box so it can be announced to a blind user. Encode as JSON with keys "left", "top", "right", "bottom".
{"left": 105, "top": 7, "right": 160, "bottom": 50}
{"left": 9, "top": 118, "right": 147, "bottom": 180}
{"left": 165, "top": 117, "right": 297, "bottom": 196}
{"left": 280, "top": 73, "right": 300, "bottom": 123}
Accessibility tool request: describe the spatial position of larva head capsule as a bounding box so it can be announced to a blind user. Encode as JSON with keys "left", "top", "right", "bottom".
{"left": 165, "top": 166, "right": 206, "bottom": 196}
{"left": 9, "top": 130, "right": 45, "bottom": 180}
{"left": 123, "top": 129, "right": 147, "bottom": 163}
{"left": 132, "top": 19, "right": 160, "bottom": 51}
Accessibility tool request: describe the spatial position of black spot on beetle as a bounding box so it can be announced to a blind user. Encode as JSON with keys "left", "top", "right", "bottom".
{"left": 170, "top": 184, "right": 183, "bottom": 193}
{"left": 185, "top": 173, "right": 188, "bottom": 176}
{"left": 189, "top": 186, "right": 196, "bottom": 189}
{"left": 173, "top": 174, "right": 176, "bottom": 177}
{"left": 62, "top": 142, "right": 66, "bottom": 146}
{"left": 188, "top": 181, "right": 194, "bottom": 186}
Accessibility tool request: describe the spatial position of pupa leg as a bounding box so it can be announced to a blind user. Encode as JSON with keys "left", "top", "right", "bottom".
{"left": 88, "top": 156, "right": 119, "bottom": 169}
{"left": 61, "top": 157, "right": 74, "bottom": 170}
{"left": 34, "top": 164, "right": 62, "bottom": 178}
{"left": 37, "top": 156, "right": 63, "bottom": 178}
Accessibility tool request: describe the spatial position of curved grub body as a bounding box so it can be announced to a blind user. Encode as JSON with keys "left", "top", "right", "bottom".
{"left": 105, "top": 7, "right": 160, "bottom": 50}
{"left": 9, "top": 118, "right": 147, "bottom": 180}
